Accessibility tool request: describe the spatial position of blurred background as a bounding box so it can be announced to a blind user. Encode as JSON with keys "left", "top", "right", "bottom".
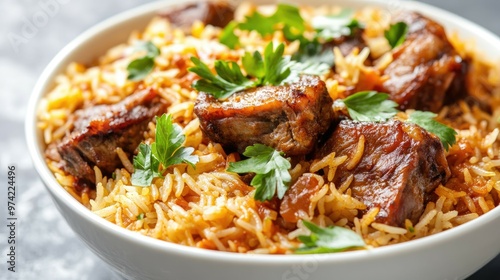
{"left": 0, "top": 0, "right": 499, "bottom": 279}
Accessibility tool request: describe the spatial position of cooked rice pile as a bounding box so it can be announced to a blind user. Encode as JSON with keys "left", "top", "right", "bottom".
{"left": 38, "top": 4, "right": 500, "bottom": 253}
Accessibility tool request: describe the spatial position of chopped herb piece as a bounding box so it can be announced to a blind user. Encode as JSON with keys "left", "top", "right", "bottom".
{"left": 407, "top": 111, "right": 457, "bottom": 151}
{"left": 227, "top": 144, "right": 291, "bottom": 201}
{"left": 385, "top": 22, "right": 408, "bottom": 48}
{"left": 408, "top": 226, "right": 415, "bottom": 233}
{"left": 219, "top": 21, "right": 240, "bottom": 49}
{"left": 131, "top": 114, "right": 199, "bottom": 187}
{"left": 137, "top": 213, "right": 145, "bottom": 220}
{"left": 341, "top": 91, "right": 399, "bottom": 122}
{"left": 295, "top": 221, "right": 366, "bottom": 254}
{"left": 127, "top": 41, "right": 160, "bottom": 81}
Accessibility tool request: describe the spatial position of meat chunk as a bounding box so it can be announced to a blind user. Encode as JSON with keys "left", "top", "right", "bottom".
{"left": 51, "top": 88, "right": 166, "bottom": 186}
{"left": 194, "top": 75, "right": 333, "bottom": 156}
{"left": 377, "top": 11, "right": 466, "bottom": 112}
{"left": 316, "top": 120, "right": 450, "bottom": 226}
{"left": 280, "top": 174, "right": 322, "bottom": 223}
{"left": 160, "top": 1, "right": 234, "bottom": 31}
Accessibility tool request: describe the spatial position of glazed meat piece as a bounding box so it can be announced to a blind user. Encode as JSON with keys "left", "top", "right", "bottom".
{"left": 161, "top": 1, "right": 234, "bottom": 31}
{"left": 194, "top": 75, "right": 333, "bottom": 156}
{"left": 316, "top": 120, "right": 450, "bottom": 226}
{"left": 280, "top": 174, "right": 322, "bottom": 223}
{"left": 51, "top": 88, "right": 165, "bottom": 186}
{"left": 377, "top": 11, "right": 466, "bottom": 112}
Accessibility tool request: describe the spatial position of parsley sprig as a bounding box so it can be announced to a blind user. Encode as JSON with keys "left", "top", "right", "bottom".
{"left": 295, "top": 221, "right": 366, "bottom": 254}
{"left": 227, "top": 144, "right": 291, "bottom": 201}
{"left": 189, "top": 57, "right": 254, "bottom": 100}
{"left": 188, "top": 42, "right": 329, "bottom": 99}
{"left": 127, "top": 41, "right": 160, "bottom": 81}
{"left": 385, "top": 22, "right": 408, "bottom": 49}
{"left": 407, "top": 111, "right": 457, "bottom": 151}
{"left": 131, "top": 114, "right": 199, "bottom": 186}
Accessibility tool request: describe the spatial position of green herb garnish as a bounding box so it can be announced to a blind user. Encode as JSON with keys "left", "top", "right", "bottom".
{"left": 385, "top": 22, "right": 408, "bottom": 49}
{"left": 341, "top": 91, "right": 399, "bottom": 122}
{"left": 127, "top": 41, "right": 160, "bottom": 81}
{"left": 295, "top": 221, "right": 366, "bottom": 254}
{"left": 407, "top": 111, "right": 457, "bottom": 151}
{"left": 227, "top": 144, "right": 291, "bottom": 201}
{"left": 189, "top": 42, "right": 329, "bottom": 99}
{"left": 131, "top": 114, "right": 199, "bottom": 186}
{"left": 137, "top": 213, "right": 145, "bottom": 220}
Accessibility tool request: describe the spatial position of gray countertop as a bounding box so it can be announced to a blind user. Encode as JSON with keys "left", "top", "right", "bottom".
{"left": 0, "top": 0, "right": 499, "bottom": 279}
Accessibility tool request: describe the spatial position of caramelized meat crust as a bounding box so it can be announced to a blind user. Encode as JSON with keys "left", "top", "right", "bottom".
{"left": 49, "top": 88, "right": 166, "bottom": 186}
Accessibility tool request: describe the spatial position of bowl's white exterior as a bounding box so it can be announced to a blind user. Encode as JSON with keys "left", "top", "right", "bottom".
{"left": 26, "top": 1, "right": 500, "bottom": 280}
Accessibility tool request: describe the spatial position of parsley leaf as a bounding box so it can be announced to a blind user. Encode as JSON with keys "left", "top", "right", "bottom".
{"left": 341, "top": 91, "right": 399, "bottom": 122}
{"left": 227, "top": 144, "right": 291, "bottom": 201}
{"left": 295, "top": 221, "right": 366, "bottom": 254}
{"left": 219, "top": 21, "right": 240, "bottom": 49}
{"left": 385, "top": 22, "right": 408, "bottom": 49}
{"left": 127, "top": 41, "right": 160, "bottom": 81}
{"left": 153, "top": 114, "right": 198, "bottom": 168}
{"left": 407, "top": 111, "right": 457, "bottom": 151}
{"left": 189, "top": 57, "right": 255, "bottom": 99}
{"left": 189, "top": 42, "right": 329, "bottom": 99}
{"left": 131, "top": 114, "right": 199, "bottom": 187}
{"left": 131, "top": 143, "right": 161, "bottom": 187}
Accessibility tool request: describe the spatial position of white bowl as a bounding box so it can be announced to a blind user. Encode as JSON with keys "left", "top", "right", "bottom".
{"left": 26, "top": 1, "right": 500, "bottom": 279}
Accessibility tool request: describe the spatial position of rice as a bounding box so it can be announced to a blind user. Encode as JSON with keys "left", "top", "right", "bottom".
{"left": 37, "top": 3, "right": 500, "bottom": 254}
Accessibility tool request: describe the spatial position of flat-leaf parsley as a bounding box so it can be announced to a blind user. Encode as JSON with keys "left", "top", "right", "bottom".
{"left": 227, "top": 144, "right": 291, "bottom": 201}
{"left": 131, "top": 114, "right": 199, "bottom": 186}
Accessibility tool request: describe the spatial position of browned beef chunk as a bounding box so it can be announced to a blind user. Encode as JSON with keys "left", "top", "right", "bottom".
{"left": 194, "top": 75, "right": 333, "bottom": 156}
{"left": 280, "top": 174, "right": 322, "bottom": 223}
{"left": 52, "top": 88, "right": 166, "bottom": 186}
{"left": 315, "top": 120, "right": 450, "bottom": 226}
{"left": 377, "top": 11, "right": 466, "bottom": 112}
{"left": 160, "top": 1, "right": 234, "bottom": 31}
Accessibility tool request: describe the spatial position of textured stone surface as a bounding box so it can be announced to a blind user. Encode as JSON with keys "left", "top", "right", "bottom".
{"left": 0, "top": 0, "right": 498, "bottom": 279}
